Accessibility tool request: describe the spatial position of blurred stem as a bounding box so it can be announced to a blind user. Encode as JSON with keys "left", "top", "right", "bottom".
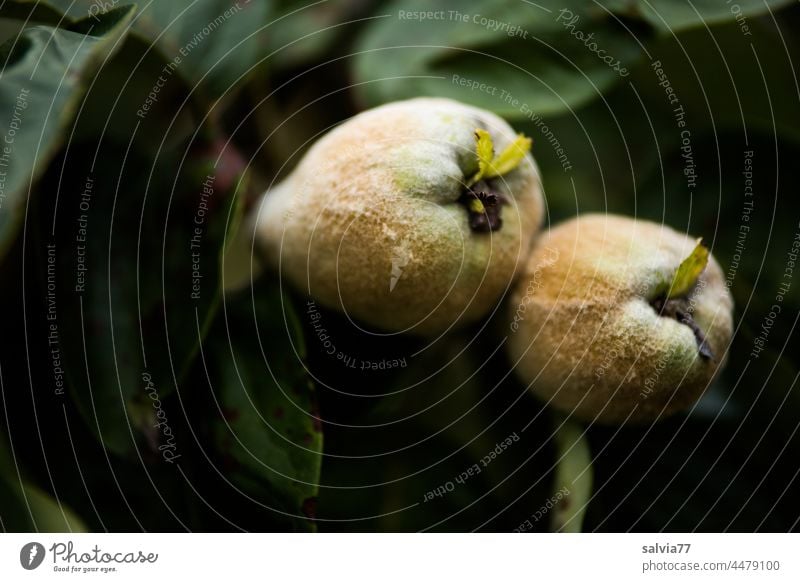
{"left": 550, "top": 417, "right": 593, "bottom": 533}
{"left": 221, "top": 195, "right": 265, "bottom": 293}
{"left": 417, "top": 334, "right": 501, "bottom": 462}
{"left": 250, "top": 80, "right": 300, "bottom": 175}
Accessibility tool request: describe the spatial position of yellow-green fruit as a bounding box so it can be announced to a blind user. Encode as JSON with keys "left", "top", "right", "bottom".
{"left": 256, "top": 98, "right": 544, "bottom": 335}
{"left": 508, "top": 214, "right": 734, "bottom": 423}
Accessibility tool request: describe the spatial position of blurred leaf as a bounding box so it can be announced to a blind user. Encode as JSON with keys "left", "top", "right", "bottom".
{"left": 38, "top": 138, "right": 245, "bottom": 456}
{"left": 35, "top": 0, "right": 271, "bottom": 100}
{"left": 0, "top": 0, "right": 67, "bottom": 24}
{"left": 0, "top": 4, "right": 203, "bottom": 155}
{"left": 15, "top": 484, "right": 88, "bottom": 532}
{"left": 0, "top": 6, "right": 134, "bottom": 261}
{"left": 0, "top": 478, "right": 88, "bottom": 532}
{"left": 629, "top": 16, "right": 800, "bottom": 143}
{"left": 0, "top": 436, "right": 87, "bottom": 532}
{"left": 131, "top": 1, "right": 270, "bottom": 99}
{"left": 355, "top": 0, "right": 643, "bottom": 117}
{"left": 550, "top": 419, "right": 592, "bottom": 533}
{"left": 604, "top": 0, "right": 794, "bottom": 32}
{"left": 532, "top": 7, "right": 800, "bottom": 225}
{"left": 314, "top": 331, "right": 555, "bottom": 532}
{"left": 516, "top": 76, "right": 668, "bottom": 222}
{"left": 354, "top": 0, "right": 793, "bottom": 118}
{"left": 266, "top": 0, "right": 368, "bottom": 70}
{"left": 70, "top": 33, "right": 200, "bottom": 152}
{"left": 221, "top": 214, "right": 264, "bottom": 292}
{"left": 206, "top": 277, "right": 322, "bottom": 530}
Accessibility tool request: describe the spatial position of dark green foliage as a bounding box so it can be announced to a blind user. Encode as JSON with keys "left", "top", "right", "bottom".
{"left": 0, "top": 0, "right": 798, "bottom": 532}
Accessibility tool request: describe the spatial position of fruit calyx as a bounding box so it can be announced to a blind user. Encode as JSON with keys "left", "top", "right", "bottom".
{"left": 650, "top": 295, "right": 714, "bottom": 360}
{"left": 460, "top": 128, "right": 531, "bottom": 233}
{"left": 458, "top": 181, "right": 506, "bottom": 232}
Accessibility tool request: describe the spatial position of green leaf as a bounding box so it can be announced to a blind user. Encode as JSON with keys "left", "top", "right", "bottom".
{"left": 133, "top": 1, "right": 270, "bottom": 98}
{"left": 469, "top": 129, "right": 530, "bottom": 186}
{"left": 667, "top": 239, "right": 709, "bottom": 300}
{"left": 0, "top": 6, "right": 134, "bottom": 261}
{"left": 604, "top": 0, "right": 795, "bottom": 32}
{"left": 70, "top": 32, "right": 201, "bottom": 150}
{"left": 264, "top": 0, "right": 363, "bottom": 70}
{"left": 471, "top": 128, "right": 494, "bottom": 185}
{"left": 485, "top": 134, "right": 532, "bottom": 178}
{"left": 631, "top": 17, "right": 800, "bottom": 144}
{"left": 38, "top": 138, "right": 245, "bottom": 456}
{"left": 16, "top": 484, "right": 88, "bottom": 532}
{"left": 0, "top": 436, "right": 87, "bottom": 532}
{"left": 0, "top": 477, "right": 87, "bottom": 532}
{"left": 354, "top": 0, "right": 642, "bottom": 118}
{"left": 34, "top": 0, "right": 271, "bottom": 100}
{"left": 550, "top": 419, "right": 592, "bottom": 533}
{"left": 353, "top": 0, "right": 793, "bottom": 118}
{"left": 206, "top": 278, "right": 322, "bottom": 530}
{"left": 0, "top": 0, "right": 67, "bottom": 24}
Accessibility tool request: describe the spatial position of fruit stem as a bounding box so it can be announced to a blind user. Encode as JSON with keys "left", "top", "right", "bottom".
{"left": 650, "top": 296, "right": 714, "bottom": 360}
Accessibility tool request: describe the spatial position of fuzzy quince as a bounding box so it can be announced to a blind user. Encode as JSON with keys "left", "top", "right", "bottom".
{"left": 507, "top": 214, "right": 734, "bottom": 423}
{"left": 256, "top": 98, "right": 544, "bottom": 335}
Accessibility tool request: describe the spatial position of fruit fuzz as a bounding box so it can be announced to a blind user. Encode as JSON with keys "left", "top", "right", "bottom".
{"left": 507, "top": 214, "right": 734, "bottom": 424}
{"left": 256, "top": 98, "right": 544, "bottom": 335}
